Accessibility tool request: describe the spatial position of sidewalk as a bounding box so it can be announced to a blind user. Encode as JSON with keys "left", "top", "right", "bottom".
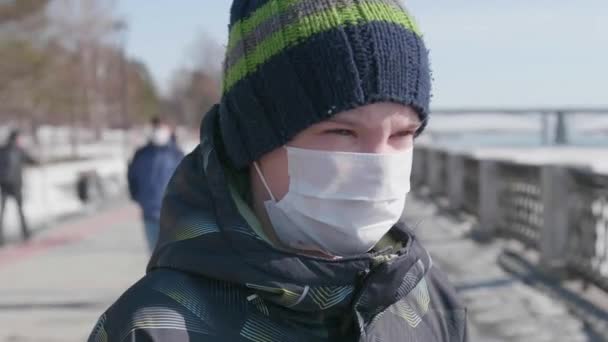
{"left": 403, "top": 196, "right": 606, "bottom": 342}
{"left": 0, "top": 202, "right": 148, "bottom": 342}
{"left": 1, "top": 194, "right": 605, "bottom": 341}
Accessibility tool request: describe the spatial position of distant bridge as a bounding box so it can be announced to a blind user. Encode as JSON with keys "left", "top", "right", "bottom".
{"left": 429, "top": 108, "right": 608, "bottom": 145}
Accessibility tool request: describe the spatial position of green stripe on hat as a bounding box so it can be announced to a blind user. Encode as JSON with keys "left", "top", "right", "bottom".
{"left": 223, "top": 1, "right": 421, "bottom": 93}
{"left": 225, "top": 0, "right": 408, "bottom": 72}
{"left": 227, "top": 0, "right": 299, "bottom": 53}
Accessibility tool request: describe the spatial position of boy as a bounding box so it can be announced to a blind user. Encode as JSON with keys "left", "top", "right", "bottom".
{"left": 90, "top": 1, "right": 468, "bottom": 341}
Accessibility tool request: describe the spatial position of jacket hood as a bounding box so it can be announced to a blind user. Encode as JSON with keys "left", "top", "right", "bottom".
{"left": 147, "top": 105, "right": 433, "bottom": 316}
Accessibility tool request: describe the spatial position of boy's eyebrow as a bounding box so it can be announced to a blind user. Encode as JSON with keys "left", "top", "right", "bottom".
{"left": 326, "top": 116, "right": 358, "bottom": 126}
{"left": 327, "top": 116, "right": 422, "bottom": 130}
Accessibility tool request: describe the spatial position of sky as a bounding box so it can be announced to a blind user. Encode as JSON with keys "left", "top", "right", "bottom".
{"left": 118, "top": 0, "right": 608, "bottom": 108}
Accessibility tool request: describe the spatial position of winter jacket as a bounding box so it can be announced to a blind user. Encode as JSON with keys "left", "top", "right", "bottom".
{"left": 89, "top": 110, "right": 468, "bottom": 341}
{"left": 0, "top": 142, "right": 35, "bottom": 190}
{"left": 127, "top": 143, "right": 184, "bottom": 220}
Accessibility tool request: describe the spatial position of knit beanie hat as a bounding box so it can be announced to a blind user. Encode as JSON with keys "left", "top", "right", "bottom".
{"left": 219, "top": 0, "right": 431, "bottom": 168}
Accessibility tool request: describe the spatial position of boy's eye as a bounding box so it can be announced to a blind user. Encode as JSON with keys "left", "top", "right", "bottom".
{"left": 390, "top": 131, "right": 415, "bottom": 139}
{"left": 325, "top": 129, "right": 356, "bottom": 137}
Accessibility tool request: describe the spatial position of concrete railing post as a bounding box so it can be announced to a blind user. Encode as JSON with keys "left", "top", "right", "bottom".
{"left": 540, "top": 165, "right": 571, "bottom": 274}
{"left": 426, "top": 149, "right": 437, "bottom": 195}
{"left": 448, "top": 153, "right": 466, "bottom": 210}
{"left": 428, "top": 150, "right": 444, "bottom": 197}
{"left": 411, "top": 147, "right": 428, "bottom": 191}
{"left": 478, "top": 160, "right": 501, "bottom": 239}
{"left": 554, "top": 111, "right": 568, "bottom": 145}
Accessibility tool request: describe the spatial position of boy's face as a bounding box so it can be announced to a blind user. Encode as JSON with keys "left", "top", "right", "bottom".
{"left": 252, "top": 102, "right": 421, "bottom": 202}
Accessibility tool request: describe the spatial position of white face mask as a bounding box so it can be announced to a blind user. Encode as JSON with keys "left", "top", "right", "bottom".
{"left": 254, "top": 147, "right": 413, "bottom": 257}
{"left": 151, "top": 127, "right": 171, "bottom": 146}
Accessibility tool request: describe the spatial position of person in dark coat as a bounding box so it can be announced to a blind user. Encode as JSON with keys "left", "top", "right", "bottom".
{"left": 0, "top": 130, "right": 36, "bottom": 245}
{"left": 89, "top": 1, "right": 468, "bottom": 341}
{"left": 128, "top": 117, "right": 184, "bottom": 252}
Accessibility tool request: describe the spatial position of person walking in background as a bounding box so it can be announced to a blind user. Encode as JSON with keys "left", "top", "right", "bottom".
{"left": 0, "top": 130, "right": 36, "bottom": 245}
{"left": 128, "top": 117, "right": 184, "bottom": 252}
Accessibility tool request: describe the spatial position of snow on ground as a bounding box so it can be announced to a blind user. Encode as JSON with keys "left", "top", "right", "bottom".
{"left": 419, "top": 113, "right": 608, "bottom": 173}
{"left": 419, "top": 142, "right": 608, "bottom": 174}
{"left": 426, "top": 112, "right": 608, "bottom": 133}
{"left": 0, "top": 125, "right": 199, "bottom": 243}
{"left": 1, "top": 157, "right": 127, "bottom": 242}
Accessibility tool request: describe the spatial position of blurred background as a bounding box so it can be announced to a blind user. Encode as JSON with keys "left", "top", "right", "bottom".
{"left": 0, "top": 0, "right": 607, "bottom": 341}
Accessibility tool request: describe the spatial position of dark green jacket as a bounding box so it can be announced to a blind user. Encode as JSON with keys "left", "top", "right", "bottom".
{"left": 89, "top": 109, "right": 468, "bottom": 341}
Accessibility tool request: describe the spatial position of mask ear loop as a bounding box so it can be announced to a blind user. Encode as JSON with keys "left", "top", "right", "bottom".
{"left": 253, "top": 161, "right": 276, "bottom": 202}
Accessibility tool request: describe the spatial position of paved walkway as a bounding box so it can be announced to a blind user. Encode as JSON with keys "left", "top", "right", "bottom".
{"left": 404, "top": 196, "right": 605, "bottom": 342}
{"left": 0, "top": 197, "right": 606, "bottom": 341}
{"left": 0, "top": 203, "right": 148, "bottom": 342}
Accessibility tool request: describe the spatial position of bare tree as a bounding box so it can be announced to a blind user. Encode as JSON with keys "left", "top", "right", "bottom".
{"left": 166, "top": 32, "right": 224, "bottom": 126}
{"left": 0, "top": 0, "right": 50, "bottom": 23}
{"left": 187, "top": 32, "right": 224, "bottom": 80}
{"left": 46, "top": 0, "right": 119, "bottom": 135}
{"left": 0, "top": 0, "right": 51, "bottom": 129}
{"left": 0, "top": 0, "right": 161, "bottom": 144}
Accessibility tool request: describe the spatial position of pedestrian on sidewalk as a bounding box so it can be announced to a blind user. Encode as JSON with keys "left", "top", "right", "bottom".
{"left": 0, "top": 130, "right": 37, "bottom": 245}
{"left": 90, "top": 1, "right": 468, "bottom": 341}
{"left": 127, "top": 117, "right": 184, "bottom": 252}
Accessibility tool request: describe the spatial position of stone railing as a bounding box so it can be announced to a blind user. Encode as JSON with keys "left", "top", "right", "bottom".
{"left": 412, "top": 146, "right": 608, "bottom": 293}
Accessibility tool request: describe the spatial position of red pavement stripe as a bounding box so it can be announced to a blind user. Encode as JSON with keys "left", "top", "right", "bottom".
{"left": 0, "top": 204, "right": 138, "bottom": 268}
